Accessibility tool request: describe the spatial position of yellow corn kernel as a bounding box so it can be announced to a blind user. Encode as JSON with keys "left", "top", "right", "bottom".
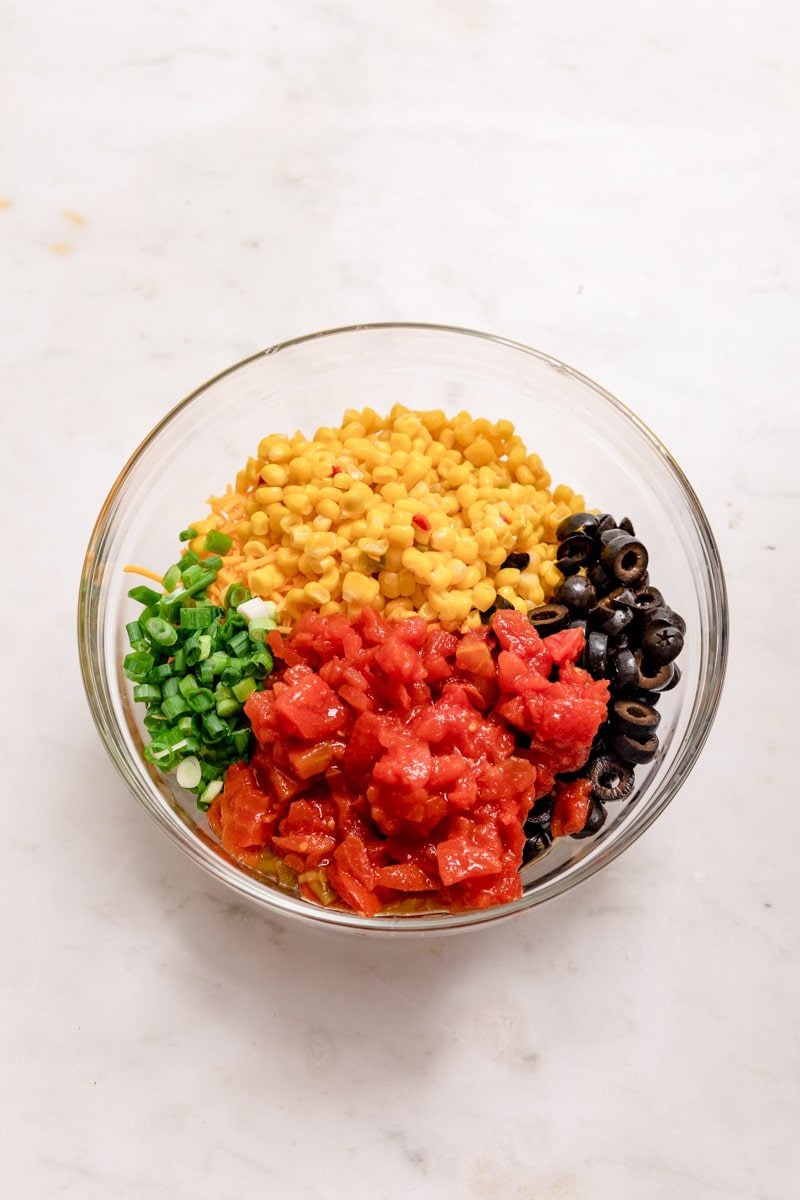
{"left": 254, "top": 485, "right": 283, "bottom": 506}
{"left": 456, "top": 484, "right": 479, "bottom": 510}
{"left": 341, "top": 483, "right": 372, "bottom": 515}
{"left": 464, "top": 437, "right": 494, "bottom": 467}
{"left": 371, "top": 465, "right": 398, "bottom": 486}
{"left": 341, "top": 572, "right": 380, "bottom": 605}
{"left": 472, "top": 580, "right": 497, "bottom": 611}
{"left": 475, "top": 528, "right": 497, "bottom": 554}
{"left": 429, "top": 564, "right": 451, "bottom": 590}
{"left": 453, "top": 537, "right": 479, "bottom": 565}
{"left": 401, "top": 547, "right": 433, "bottom": 579}
{"left": 318, "top": 567, "right": 341, "bottom": 594}
{"left": 430, "top": 526, "right": 456, "bottom": 553}
{"left": 378, "top": 570, "right": 401, "bottom": 600}
{"left": 494, "top": 567, "right": 521, "bottom": 590}
{"left": 249, "top": 565, "right": 283, "bottom": 596}
{"left": 387, "top": 523, "right": 415, "bottom": 548}
{"left": 288, "top": 458, "right": 313, "bottom": 485}
{"left": 311, "top": 515, "right": 332, "bottom": 532}
{"left": 316, "top": 497, "right": 340, "bottom": 522}
{"left": 397, "top": 570, "right": 416, "bottom": 598}
{"left": 303, "top": 582, "right": 331, "bottom": 606}
{"left": 462, "top": 563, "right": 483, "bottom": 589}
{"left": 249, "top": 511, "right": 269, "bottom": 537}
{"left": 242, "top": 539, "right": 268, "bottom": 558}
{"left": 358, "top": 537, "right": 389, "bottom": 558}
{"left": 276, "top": 547, "right": 300, "bottom": 573}
{"left": 447, "top": 559, "right": 468, "bottom": 586}
{"left": 284, "top": 492, "right": 313, "bottom": 516}
{"left": 485, "top": 545, "right": 508, "bottom": 568}
{"left": 260, "top": 463, "right": 288, "bottom": 487}
{"left": 341, "top": 546, "right": 361, "bottom": 567}
{"left": 541, "top": 561, "right": 562, "bottom": 593}
{"left": 331, "top": 472, "right": 353, "bottom": 491}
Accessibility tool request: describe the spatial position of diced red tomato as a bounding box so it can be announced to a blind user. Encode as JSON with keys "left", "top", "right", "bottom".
{"left": 550, "top": 778, "right": 593, "bottom": 837}
{"left": 215, "top": 605, "right": 608, "bottom": 917}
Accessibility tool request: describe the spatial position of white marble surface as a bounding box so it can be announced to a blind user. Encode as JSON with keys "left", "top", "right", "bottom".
{"left": 2, "top": 2, "right": 798, "bottom": 1196}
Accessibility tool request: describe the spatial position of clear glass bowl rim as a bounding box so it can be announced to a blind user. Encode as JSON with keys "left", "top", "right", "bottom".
{"left": 78, "top": 322, "right": 729, "bottom": 934}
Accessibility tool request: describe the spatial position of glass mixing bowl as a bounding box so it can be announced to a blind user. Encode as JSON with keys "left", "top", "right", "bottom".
{"left": 79, "top": 323, "right": 728, "bottom": 932}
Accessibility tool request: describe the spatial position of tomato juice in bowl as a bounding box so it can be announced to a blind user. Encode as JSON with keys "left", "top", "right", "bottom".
{"left": 79, "top": 324, "right": 728, "bottom": 932}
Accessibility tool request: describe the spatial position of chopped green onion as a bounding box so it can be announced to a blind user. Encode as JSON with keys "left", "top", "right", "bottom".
{"left": 225, "top": 583, "right": 251, "bottom": 609}
{"left": 206, "top": 651, "right": 230, "bottom": 676}
{"left": 143, "top": 711, "right": 170, "bottom": 732}
{"left": 178, "top": 673, "right": 199, "bottom": 698}
{"left": 227, "top": 630, "right": 250, "bottom": 658}
{"left": 133, "top": 683, "right": 161, "bottom": 704}
{"left": 162, "top": 677, "right": 181, "bottom": 698}
{"left": 126, "top": 620, "right": 145, "bottom": 647}
{"left": 238, "top": 597, "right": 277, "bottom": 623}
{"left": 187, "top": 687, "right": 215, "bottom": 713}
{"left": 128, "top": 585, "right": 162, "bottom": 607}
{"left": 162, "top": 693, "right": 190, "bottom": 720}
{"left": 248, "top": 617, "right": 276, "bottom": 643}
{"left": 148, "top": 662, "right": 173, "bottom": 681}
{"left": 179, "top": 549, "right": 199, "bottom": 570}
{"left": 201, "top": 554, "right": 223, "bottom": 572}
{"left": 248, "top": 648, "right": 274, "bottom": 674}
{"left": 185, "top": 569, "right": 217, "bottom": 597}
{"left": 176, "top": 756, "right": 202, "bottom": 789}
{"left": 197, "top": 779, "right": 224, "bottom": 811}
{"left": 216, "top": 697, "right": 241, "bottom": 718}
{"left": 204, "top": 530, "right": 233, "bottom": 554}
{"left": 144, "top": 616, "right": 178, "bottom": 647}
{"left": 123, "top": 651, "right": 155, "bottom": 682}
{"left": 202, "top": 713, "right": 227, "bottom": 743}
{"left": 232, "top": 676, "right": 257, "bottom": 703}
{"left": 162, "top": 563, "right": 182, "bottom": 592}
{"left": 197, "top": 661, "right": 214, "bottom": 686}
{"left": 232, "top": 727, "right": 252, "bottom": 756}
{"left": 179, "top": 527, "right": 198, "bottom": 542}
{"left": 220, "top": 661, "right": 243, "bottom": 687}
{"left": 179, "top": 606, "right": 215, "bottom": 630}
{"left": 177, "top": 715, "right": 198, "bottom": 736}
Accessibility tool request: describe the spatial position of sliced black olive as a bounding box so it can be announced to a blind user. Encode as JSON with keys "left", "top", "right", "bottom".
{"left": 589, "top": 600, "right": 633, "bottom": 637}
{"left": 597, "top": 525, "right": 628, "bottom": 544}
{"left": 611, "top": 647, "right": 638, "bottom": 691}
{"left": 585, "top": 630, "right": 608, "bottom": 678}
{"left": 619, "top": 516, "right": 636, "bottom": 535}
{"left": 556, "top": 533, "right": 596, "bottom": 574}
{"left": 607, "top": 586, "right": 637, "bottom": 609}
{"left": 627, "top": 689, "right": 662, "bottom": 707}
{"left": 522, "top": 830, "right": 552, "bottom": 864}
{"left": 611, "top": 731, "right": 659, "bottom": 764}
{"left": 644, "top": 605, "right": 687, "bottom": 633}
{"left": 500, "top": 551, "right": 531, "bottom": 571}
{"left": 641, "top": 624, "right": 684, "bottom": 665}
{"left": 595, "top": 513, "right": 617, "bottom": 536}
{"left": 611, "top": 697, "right": 661, "bottom": 736}
{"left": 568, "top": 617, "right": 588, "bottom": 634}
{"left": 556, "top": 512, "right": 599, "bottom": 540}
{"left": 587, "top": 754, "right": 635, "bottom": 802}
{"left": 632, "top": 585, "right": 664, "bottom": 612}
{"left": 661, "top": 663, "right": 682, "bottom": 691}
{"left": 528, "top": 603, "right": 569, "bottom": 633}
{"left": 634, "top": 652, "right": 675, "bottom": 692}
{"left": 479, "top": 594, "right": 515, "bottom": 624}
{"left": 572, "top": 798, "right": 607, "bottom": 838}
{"left": 608, "top": 631, "right": 630, "bottom": 652}
{"left": 600, "top": 535, "right": 649, "bottom": 585}
{"left": 554, "top": 575, "right": 596, "bottom": 611}
{"left": 588, "top": 563, "right": 614, "bottom": 593}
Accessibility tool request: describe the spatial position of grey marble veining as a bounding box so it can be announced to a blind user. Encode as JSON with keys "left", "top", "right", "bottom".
{"left": 1, "top": 2, "right": 798, "bottom": 1198}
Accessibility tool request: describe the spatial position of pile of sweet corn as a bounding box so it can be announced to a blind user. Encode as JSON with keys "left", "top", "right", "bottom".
{"left": 189, "top": 406, "right": 585, "bottom": 630}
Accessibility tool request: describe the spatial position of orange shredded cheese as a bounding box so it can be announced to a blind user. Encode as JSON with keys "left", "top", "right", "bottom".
{"left": 123, "top": 565, "right": 164, "bottom": 585}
